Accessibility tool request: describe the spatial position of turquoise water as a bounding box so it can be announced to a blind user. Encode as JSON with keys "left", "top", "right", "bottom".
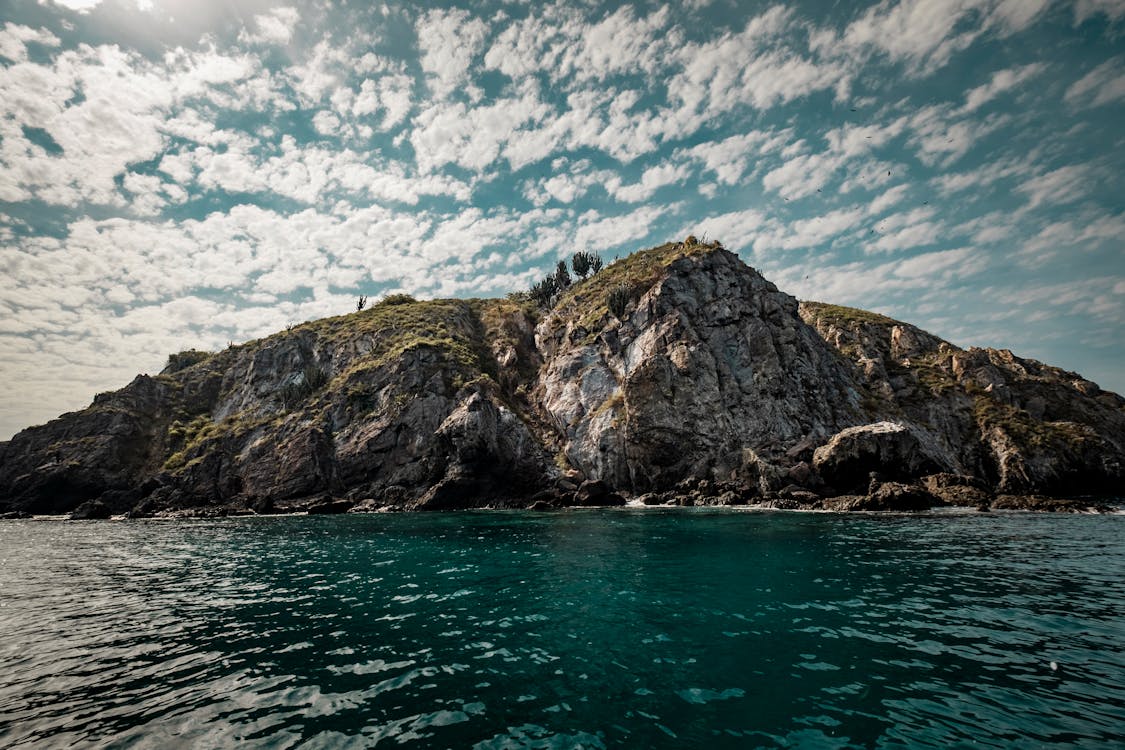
{"left": 1, "top": 510, "right": 1123, "bottom": 748}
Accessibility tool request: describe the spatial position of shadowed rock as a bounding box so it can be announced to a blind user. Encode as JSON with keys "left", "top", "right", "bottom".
{"left": 1, "top": 242, "right": 1121, "bottom": 516}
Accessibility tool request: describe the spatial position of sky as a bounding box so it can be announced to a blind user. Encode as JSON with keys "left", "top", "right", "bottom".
{"left": 0, "top": 0, "right": 1123, "bottom": 440}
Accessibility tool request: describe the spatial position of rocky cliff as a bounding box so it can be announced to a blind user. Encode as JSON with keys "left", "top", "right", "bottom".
{"left": 1, "top": 241, "right": 1122, "bottom": 517}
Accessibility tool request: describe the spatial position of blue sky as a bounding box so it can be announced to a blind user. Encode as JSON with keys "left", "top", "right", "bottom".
{"left": 1, "top": 0, "right": 1123, "bottom": 440}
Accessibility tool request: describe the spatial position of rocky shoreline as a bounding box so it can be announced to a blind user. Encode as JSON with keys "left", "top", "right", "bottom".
{"left": 27, "top": 476, "right": 1114, "bottom": 521}
{"left": 2, "top": 241, "right": 1122, "bottom": 520}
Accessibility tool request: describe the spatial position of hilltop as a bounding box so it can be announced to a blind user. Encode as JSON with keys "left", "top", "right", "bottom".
{"left": 1, "top": 240, "right": 1122, "bottom": 517}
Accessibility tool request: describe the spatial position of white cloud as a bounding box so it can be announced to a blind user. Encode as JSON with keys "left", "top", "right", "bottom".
{"left": 824, "top": 0, "right": 1052, "bottom": 77}
{"left": 41, "top": 0, "right": 102, "bottom": 13}
{"left": 416, "top": 8, "right": 487, "bottom": 99}
{"left": 693, "top": 209, "right": 769, "bottom": 252}
{"left": 606, "top": 163, "right": 691, "bottom": 203}
{"left": 239, "top": 7, "right": 300, "bottom": 46}
{"left": 410, "top": 86, "right": 550, "bottom": 173}
{"left": 1065, "top": 57, "right": 1125, "bottom": 108}
{"left": 1019, "top": 164, "right": 1090, "bottom": 209}
{"left": 962, "top": 63, "right": 1045, "bottom": 112}
{"left": 572, "top": 204, "right": 673, "bottom": 254}
{"left": 312, "top": 110, "right": 341, "bottom": 136}
{"left": 0, "top": 23, "right": 60, "bottom": 63}
{"left": 934, "top": 157, "right": 1032, "bottom": 195}
{"left": 676, "top": 130, "right": 789, "bottom": 185}
{"left": 668, "top": 6, "right": 845, "bottom": 122}
{"left": 1074, "top": 0, "right": 1125, "bottom": 24}
{"left": 483, "top": 6, "right": 674, "bottom": 88}
{"left": 893, "top": 246, "right": 982, "bottom": 278}
{"left": 757, "top": 208, "right": 867, "bottom": 253}
{"left": 350, "top": 73, "right": 414, "bottom": 129}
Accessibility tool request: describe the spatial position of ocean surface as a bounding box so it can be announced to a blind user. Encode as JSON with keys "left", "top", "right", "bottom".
{"left": 1, "top": 509, "right": 1123, "bottom": 749}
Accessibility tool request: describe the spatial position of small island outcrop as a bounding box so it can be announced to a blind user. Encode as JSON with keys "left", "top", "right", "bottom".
{"left": 1, "top": 241, "right": 1121, "bottom": 517}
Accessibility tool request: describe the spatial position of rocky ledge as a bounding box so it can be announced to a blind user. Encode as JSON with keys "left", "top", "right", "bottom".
{"left": 1, "top": 240, "right": 1122, "bottom": 518}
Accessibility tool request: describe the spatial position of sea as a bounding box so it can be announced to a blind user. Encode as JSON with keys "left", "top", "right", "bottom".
{"left": 1, "top": 509, "right": 1123, "bottom": 749}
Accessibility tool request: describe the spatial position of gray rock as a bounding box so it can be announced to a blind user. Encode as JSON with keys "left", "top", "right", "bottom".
{"left": 813, "top": 422, "right": 950, "bottom": 493}
{"left": 1, "top": 243, "right": 1122, "bottom": 515}
{"left": 69, "top": 500, "right": 112, "bottom": 520}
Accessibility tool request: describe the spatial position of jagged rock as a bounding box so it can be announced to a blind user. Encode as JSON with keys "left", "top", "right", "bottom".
{"left": 1, "top": 242, "right": 1122, "bottom": 515}
{"left": 0, "top": 510, "right": 31, "bottom": 519}
{"left": 307, "top": 499, "right": 354, "bottom": 515}
{"left": 69, "top": 500, "right": 112, "bottom": 520}
{"left": 991, "top": 495, "right": 1111, "bottom": 513}
{"left": 813, "top": 422, "right": 951, "bottom": 493}
{"left": 717, "top": 490, "right": 744, "bottom": 506}
{"left": 825, "top": 483, "right": 936, "bottom": 512}
{"left": 922, "top": 473, "right": 992, "bottom": 507}
{"left": 572, "top": 480, "right": 625, "bottom": 506}
{"left": 576, "top": 479, "right": 609, "bottom": 501}
{"left": 537, "top": 247, "right": 862, "bottom": 493}
{"left": 778, "top": 485, "right": 822, "bottom": 505}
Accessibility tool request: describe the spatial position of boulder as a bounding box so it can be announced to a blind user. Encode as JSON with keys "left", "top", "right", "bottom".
{"left": 69, "top": 500, "right": 112, "bottom": 520}
{"left": 827, "top": 482, "right": 937, "bottom": 512}
{"left": 575, "top": 479, "right": 611, "bottom": 504}
{"left": 991, "top": 494, "right": 1111, "bottom": 513}
{"left": 922, "top": 473, "right": 991, "bottom": 508}
{"left": 813, "top": 422, "right": 949, "bottom": 493}
{"left": 307, "top": 499, "right": 354, "bottom": 515}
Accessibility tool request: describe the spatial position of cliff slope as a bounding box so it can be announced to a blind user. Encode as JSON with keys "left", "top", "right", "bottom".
{"left": 1, "top": 241, "right": 1121, "bottom": 516}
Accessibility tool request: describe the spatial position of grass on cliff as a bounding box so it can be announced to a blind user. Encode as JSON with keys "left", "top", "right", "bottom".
{"left": 801, "top": 302, "right": 900, "bottom": 329}
{"left": 162, "top": 411, "right": 274, "bottom": 472}
{"left": 969, "top": 386, "right": 1092, "bottom": 449}
{"left": 552, "top": 240, "right": 722, "bottom": 333}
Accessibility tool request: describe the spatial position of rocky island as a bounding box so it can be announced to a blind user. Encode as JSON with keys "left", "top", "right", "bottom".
{"left": 1, "top": 240, "right": 1121, "bottom": 518}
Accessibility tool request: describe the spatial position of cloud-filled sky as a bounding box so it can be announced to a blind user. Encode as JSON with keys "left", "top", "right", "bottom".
{"left": 1, "top": 0, "right": 1124, "bottom": 440}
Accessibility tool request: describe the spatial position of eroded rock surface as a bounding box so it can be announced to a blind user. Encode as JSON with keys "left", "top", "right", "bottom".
{"left": 2, "top": 242, "right": 1122, "bottom": 516}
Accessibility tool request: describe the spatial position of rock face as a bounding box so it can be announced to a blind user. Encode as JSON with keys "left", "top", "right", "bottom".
{"left": 812, "top": 422, "right": 951, "bottom": 493}
{"left": 1, "top": 241, "right": 1122, "bottom": 516}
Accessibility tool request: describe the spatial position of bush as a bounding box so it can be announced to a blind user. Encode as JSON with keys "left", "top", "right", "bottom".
{"left": 607, "top": 284, "right": 630, "bottom": 320}
{"left": 571, "top": 251, "right": 591, "bottom": 279}
{"left": 554, "top": 260, "right": 572, "bottom": 289}
{"left": 571, "top": 250, "right": 604, "bottom": 279}
{"left": 529, "top": 277, "right": 558, "bottom": 308}
{"left": 379, "top": 293, "right": 417, "bottom": 306}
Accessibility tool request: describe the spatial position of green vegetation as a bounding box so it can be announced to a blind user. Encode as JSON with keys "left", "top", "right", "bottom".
{"left": 163, "top": 411, "right": 274, "bottom": 472}
{"left": 378, "top": 293, "right": 417, "bottom": 306}
{"left": 607, "top": 284, "right": 630, "bottom": 320}
{"left": 279, "top": 364, "right": 329, "bottom": 409}
{"left": 801, "top": 302, "right": 899, "bottom": 328}
{"left": 528, "top": 251, "right": 605, "bottom": 308}
{"left": 163, "top": 349, "right": 213, "bottom": 374}
{"left": 570, "top": 250, "right": 603, "bottom": 279}
{"left": 553, "top": 238, "right": 722, "bottom": 334}
{"left": 969, "top": 385, "right": 1090, "bottom": 449}
{"left": 328, "top": 299, "right": 489, "bottom": 382}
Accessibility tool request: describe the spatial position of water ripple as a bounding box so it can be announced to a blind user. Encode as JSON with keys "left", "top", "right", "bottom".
{"left": 1, "top": 512, "right": 1123, "bottom": 747}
